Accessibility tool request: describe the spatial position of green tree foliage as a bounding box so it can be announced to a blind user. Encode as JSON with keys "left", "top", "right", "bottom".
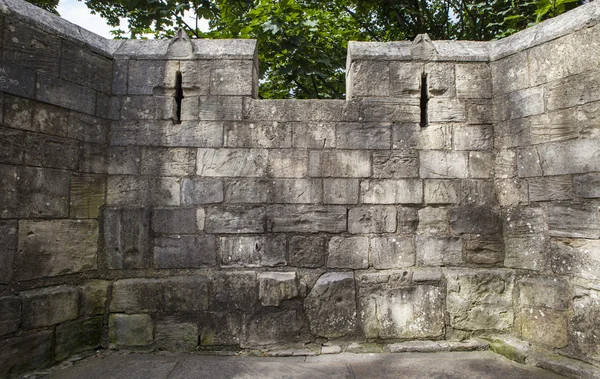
{"left": 26, "top": 0, "right": 582, "bottom": 98}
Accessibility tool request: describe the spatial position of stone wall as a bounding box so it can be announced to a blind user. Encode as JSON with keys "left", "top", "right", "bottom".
{"left": 0, "top": 0, "right": 599, "bottom": 376}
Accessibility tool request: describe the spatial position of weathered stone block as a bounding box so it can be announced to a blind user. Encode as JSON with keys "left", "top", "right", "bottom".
{"left": 199, "top": 96, "right": 243, "bottom": 121}
{"left": 394, "top": 123, "right": 453, "bottom": 150}
{"left": 360, "top": 98, "right": 420, "bottom": 122}
{"left": 120, "top": 96, "right": 155, "bottom": 120}
{"left": 0, "top": 297, "right": 20, "bottom": 337}
{"left": 424, "top": 180, "right": 459, "bottom": 204}
{"left": 335, "top": 123, "right": 391, "bottom": 149}
{"left": 373, "top": 151, "right": 419, "bottom": 178}
{"left": 546, "top": 70, "right": 600, "bottom": 111}
{"left": 0, "top": 61, "right": 36, "bottom": 98}
{"left": 305, "top": 272, "right": 357, "bottom": 338}
{"left": 420, "top": 151, "right": 468, "bottom": 179}
{"left": 571, "top": 287, "right": 600, "bottom": 361}
{"left": 416, "top": 235, "right": 462, "bottom": 266}
{"left": 292, "top": 122, "right": 335, "bottom": 148}
{"left": 3, "top": 20, "right": 60, "bottom": 75}
{"left": 243, "top": 99, "right": 359, "bottom": 122}
{"left": 109, "top": 314, "right": 153, "bottom": 347}
{"left": 397, "top": 206, "right": 419, "bottom": 235}
{"left": 288, "top": 235, "right": 328, "bottom": 268}
{"left": 527, "top": 176, "right": 572, "bottom": 202}
{"left": 496, "top": 179, "right": 529, "bottom": 207}
{"left": 127, "top": 60, "right": 167, "bottom": 95}
{"left": 180, "top": 60, "right": 211, "bottom": 90}
{"left": 495, "top": 150, "right": 517, "bottom": 179}
{"left": 150, "top": 177, "right": 181, "bottom": 207}
{"left": 546, "top": 202, "right": 599, "bottom": 239}
{"left": 348, "top": 206, "right": 397, "bottom": 234}
{"left": 104, "top": 208, "right": 151, "bottom": 269}
{"left": 519, "top": 139, "right": 600, "bottom": 177}
{"left": 32, "top": 102, "right": 68, "bottom": 137}
{"left": 218, "top": 235, "right": 286, "bottom": 267}
{"left": 0, "top": 127, "right": 24, "bottom": 164}
{"left": 152, "top": 207, "right": 197, "bottom": 234}
{"left": 205, "top": 206, "right": 265, "bottom": 233}
{"left": 80, "top": 280, "right": 110, "bottom": 316}
{"left": 491, "top": 53, "right": 529, "bottom": 95}
{"left": 270, "top": 179, "right": 322, "bottom": 203}
{"left": 225, "top": 121, "right": 292, "bottom": 148}
{"left": 349, "top": 61, "right": 390, "bottom": 97}
{"left": 309, "top": 150, "right": 370, "bottom": 177}
{"left": 70, "top": 174, "right": 105, "bottom": 219}
{"left": 519, "top": 308, "right": 568, "bottom": 348}
{"left": 259, "top": 272, "right": 299, "bottom": 306}
{"left": 141, "top": 148, "right": 196, "bottom": 176}
{"left": 463, "top": 234, "right": 504, "bottom": 266}
{"left": 428, "top": 98, "right": 466, "bottom": 123}
{"left": 469, "top": 152, "right": 493, "bottom": 179}
{"left": 154, "top": 235, "right": 216, "bottom": 268}
{"left": 161, "top": 121, "right": 224, "bottom": 147}
{"left": 164, "top": 277, "right": 211, "bottom": 312}
{"left": 574, "top": 173, "right": 600, "bottom": 198}
{"left": 224, "top": 178, "right": 270, "bottom": 203}
{"left": 466, "top": 99, "right": 493, "bottom": 124}
{"left": 199, "top": 311, "right": 242, "bottom": 346}
{"left": 327, "top": 236, "right": 369, "bottom": 269}
{"left": 68, "top": 112, "right": 109, "bottom": 144}
{"left": 323, "top": 179, "right": 359, "bottom": 204}
{"left": 389, "top": 62, "right": 421, "bottom": 97}
{"left": 61, "top": 42, "right": 112, "bottom": 93}
{"left": 455, "top": 63, "right": 491, "bottom": 98}
{"left": 16, "top": 220, "right": 98, "bottom": 280}
{"left": 267, "top": 205, "right": 346, "bottom": 233}
{"left": 494, "top": 86, "right": 544, "bottom": 121}
{"left": 361, "top": 179, "right": 423, "bottom": 204}
{"left": 106, "top": 175, "right": 149, "bottom": 207}
{"left": 55, "top": 316, "right": 103, "bottom": 361}
{"left": 450, "top": 205, "right": 502, "bottom": 235}
{"left": 426, "top": 62, "right": 456, "bottom": 97}
{"left": 505, "top": 236, "right": 548, "bottom": 271}
{"left": 197, "top": 148, "right": 268, "bottom": 177}
{"left": 212, "top": 271, "right": 257, "bottom": 311}
{"left": 36, "top": 73, "right": 96, "bottom": 115}
{"left": 551, "top": 238, "right": 600, "bottom": 280}
{"left": 0, "top": 221, "right": 16, "bottom": 284}
{"left": 242, "top": 310, "right": 307, "bottom": 347}
{"left": 371, "top": 236, "right": 415, "bottom": 269}
{"left": 358, "top": 274, "right": 445, "bottom": 339}
{"left": 518, "top": 277, "right": 568, "bottom": 310}
{"left": 155, "top": 316, "right": 198, "bottom": 352}
{"left": 453, "top": 125, "right": 492, "bottom": 151}
{"left": 417, "top": 207, "right": 450, "bottom": 236}
{"left": 268, "top": 150, "right": 308, "bottom": 178}
{"left": 3, "top": 96, "right": 33, "bottom": 131}
{"left": 21, "top": 286, "right": 79, "bottom": 328}
{"left": 79, "top": 142, "right": 106, "bottom": 174}
{"left": 446, "top": 269, "right": 514, "bottom": 331}
{"left": 210, "top": 60, "right": 255, "bottom": 96}
{"left": 0, "top": 331, "right": 53, "bottom": 379}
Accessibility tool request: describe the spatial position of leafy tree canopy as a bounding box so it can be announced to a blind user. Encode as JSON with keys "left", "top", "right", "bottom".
{"left": 28, "top": 0, "right": 582, "bottom": 98}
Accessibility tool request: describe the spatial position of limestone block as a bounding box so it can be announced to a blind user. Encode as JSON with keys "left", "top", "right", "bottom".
{"left": 106, "top": 175, "right": 149, "bottom": 207}
{"left": 3, "top": 96, "right": 33, "bottom": 131}
{"left": 0, "top": 331, "right": 53, "bottom": 379}
{"left": 224, "top": 179, "right": 270, "bottom": 203}
{"left": 546, "top": 71, "right": 600, "bottom": 111}
{"left": 417, "top": 207, "right": 450, "bottom": 236}
{"left": 225, "top": 121, "right": 292, "bottom": 148}
{"left": 267, "top": 205, "right": 347, "bottom": 233}
{"left": 360, "top": 179, "right": 423, "bottom": 204}
{"left": 104, "top": 208, "right": 151, "bottom": 269}
{"left": 349, "top": 61, "right": 390, "bottom": 97}
{"left": 21, "top": 286, "right": 79, "bottom": 328}
{"left": 463, "top": 234, "right": 504, "bottom": 266}
{"left": 180, "top": 60, "right": 212, "bottom": 90}
{"left": 496, "top": 179, "right": 529, "bottom": 207}
{"left": 450, "top": 205, "right": 502, "bottom": 235}
{"left": 181, "top": 178, "right": 223, "bottom": 205}
{"left": 268, "top": 150, "right": 308, "bottom": 178}
{"left": 335, "top": 123, "right": 391, "bottom": 149}
{"left": 424, "top": 180, "right": 459, "bottom": 204}
{"left": 150, "top": 177, "right": 181, "bottom": 206}
{"left": 218, "top": 235, "right": 286, "bottom": 267}
{"left": 68, "top": 112, "right": 109, "bottom": 144}
{"left": 327, "top": 236, "right": 369, "bottom": 269}
{"left": 570, "top": 287, "right": 600, "bottom": 361}
{"left": 0, "top": 297, "right": 20, "bottom": 336}
{"left": 494, "top": 87, "right": 544, "bottom": 121}
{"left": 120, "top": 96, "right": 155, "bottom": 120}
{"left": 453, "top": 125, "right": 493, "bottom": 151}
{"left": 323, "top": 178, "right": 359, "bottom": 204}
{"left": 0, "top": 221, "right": 16, "bottom": 284}
{"left": 504, "top": 236, "right": 548, "bottom": 271}
{"left": 546, "top": 202, "right": 599, "bottom": 238}
{"left": 528, "top": 176, "right": 572, "bottom": 201}
{"left": 304, "top": 272, "right": 357, "bottom": 338}
{"left": 574, "top": 173, "right": 600, "bottom": 198}
{"left": 358, "top": 276, "right": 445, "bottom": 339}
{"left": 290, "top": 121, "right": 336, "bottom": 149}
{"left": 348, "top": 206, "right": 397, "bottom": 234}
{"left": 551, "top": 238, "right": 600, "bottom": 280}
{"left": 159, "top": 121, "right": 223, "bottom": 147}
{"left": 243, "top": 99, "right": 359, "bottom": 122}
{"left": 389, "top": 62, "right": 422, "bottom": 97}
{"left": 503, "top": 206, "right": 546, "bottom": 236}
{"left": 446, "top": 269, "right": 514, "bottom": 331}
{"left": 0, "top": 128, "right": 24, "bottom": 165}
{"left": 373, "top": 151, "right": 419, "bottom": 178}
{"left": 393, "top": 124, "right": 452, "bottom": 150}
{"left": 32, "top": 102, "right": 68, "bottom": 137}
{"left": 420, "top": 151, "right": 468, "bottom": 179}
{"left": 371, "top": 236, "right": 415, "bottom": 269}
{"left": 141, "top": 148, "right": 195, "bottom": 176}
{"left": 154, "top": 235, "right": 216, "bottom": 268}
{"left": 153, "top": 207, "right": 198, "bottom": 234}
{"left": 199, "top": 311, "right": 242, "bottom": 346}
{"left": 79, "top": 142, "right": 106, "bottom": 174}
{"left": 109, "top": 314, "right": 153, "bottom": 347}
{"left": 80, "top": 280, "right": 110, "bottom": 316}
{"left": 126, "top": 60, "right": 166, "bottom": 95}
{"left": 425, "top": 62, "right": 456, "bottom": 97}
{"left": 288, "top": 235, "right": 328, "bottom": 268}
{"left": 112, "top": 60, "right": 128, "bottom": 95}
{"left": 242, "top": 310, "right": 307, "bottom": 347}
{"left": 210, "top": 60, "right": 254, "bottom": 96}
{"left": 460, "top": 179, "right": 497, "bottom": 205}
{"left": 3, "top": 19, "right": 60, "bottom": 75}
{"left": 465, "top": 99, "right": 493, "bottom": 125}
{"left": 259, "top": 272, "right": 299, "bottom": 306}
{"left": 455, "top": 63, "right": 491, "bottom": 98}
{"left": 25, "top": 133, "right": 79, "bottom": 170}
{"left": 518, "top": 277, "right": 569, "bottom": 310}
{"left": 428, "top": 98, "right": 466, "bottom": 123}
{"left": 212, "top": 271, "right": 257, "bottom": 311}
{"left": 16, "top": 220, "right": 98, "bottom": 280}
{"left": 495, "top": 150, "right": 517, "bottom": 179}
{"left": 36, "top": 73, "right": 96, "bottom": 115}
{"left": 270, "top": 179, "right": 322, "bottom": 203}
{"left": 397, "top": 206, "right": 419, "bottom": 234}
{"left": 416, "top": 235, "right": 462, "bottom": 266}
{"left": 205, "top": 206, "right": 265, "bottom": 233}
{"left": 494, "top": 118, "right": 531, "bottom": 149}
{"left": 360, "top": 98, "right": 420, "bottom": 123}
{"left": 69, "top": 174, "right": 105, "bottom": 219}
{"left": 55, "top": 316, "right": 103, "bottom": 361}
{"left": 155, "top": 316, "right": 198, "bottom": 352}
{"left": 197, "top": 148, "right": 268, "bottom": 177}
{"left": 61, "top": 43, "right": 111, "bottom": 93}
{"left": 519, "top": 307, "right": 568, "bottom": 348}
{"left": 491, "top": 53, "right": 529, "bottom": 95}
{"left": 199, "top": 96, "right": 243, "bottom": 121}
{"left": 518, "top": 139, "right": 600, "bottom": 177}
{"left": 469, "top": 152, "right": 493, "bottom": 179}
{"left": 309, "top": 150, "right": 370, "bottom": 178}
{"left": 0, "top": 61, "right": 35, "bottom": 98}
{"left": 530, "top": 109, "right": 580, "bottom": 145}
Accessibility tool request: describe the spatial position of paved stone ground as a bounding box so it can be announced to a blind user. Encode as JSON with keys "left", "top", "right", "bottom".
{"left": 31, "top": 351, "right": 565, "bottom": 379}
